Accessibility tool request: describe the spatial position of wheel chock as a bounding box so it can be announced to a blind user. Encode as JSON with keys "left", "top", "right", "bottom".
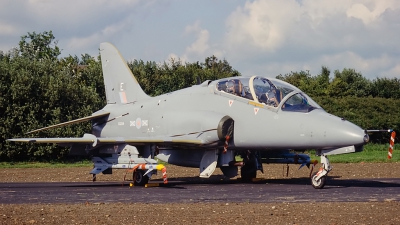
{"left": 145, "top": 183, "right": 160, "bottom": 188}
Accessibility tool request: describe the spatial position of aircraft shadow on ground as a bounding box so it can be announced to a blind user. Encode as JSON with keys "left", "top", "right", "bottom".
{"left": 151, "top": 175, "right": 400, "bottom": 189}
{"left": 6, "top": 175, "right": 397, "bottom": 189}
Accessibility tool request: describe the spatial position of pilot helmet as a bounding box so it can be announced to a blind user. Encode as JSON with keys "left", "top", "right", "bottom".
{"left": 226, "top": 80, "right": 235, "bottom": 93}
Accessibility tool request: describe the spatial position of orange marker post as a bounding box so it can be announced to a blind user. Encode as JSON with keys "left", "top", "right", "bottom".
{"left": 162, "top": 167, "right": 168, "bottom": 184}
{"left": 388, "top": 131, "right": 396, "bottom": 159}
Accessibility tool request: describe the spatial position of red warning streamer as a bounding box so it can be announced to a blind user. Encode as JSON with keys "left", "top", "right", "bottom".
{"left": 388, "top": 131, "right": 396, "bottom": 159}
{"left": 223, "top": 135, "right": 230, "bottom": 154}
{"left": 162, "top": 167, "right": 168, "bottom": 184}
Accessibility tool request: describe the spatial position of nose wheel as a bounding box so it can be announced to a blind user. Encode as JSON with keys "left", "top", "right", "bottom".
{"left": 310, "top": 154, "right": 331, "bottom": 189}
{"left": 311, "top": 171, "right": 326, "bottom": 189}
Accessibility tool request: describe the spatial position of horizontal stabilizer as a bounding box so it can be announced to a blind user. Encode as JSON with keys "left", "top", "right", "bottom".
{"left": 26, "top": 112, "right": 110, "bottom": 134}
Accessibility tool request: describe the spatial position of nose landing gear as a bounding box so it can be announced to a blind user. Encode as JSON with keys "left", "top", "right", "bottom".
{"left": 311, "top": 154, "right": 331, "bottom": 189}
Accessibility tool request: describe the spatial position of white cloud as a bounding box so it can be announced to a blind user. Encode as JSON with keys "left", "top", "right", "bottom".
{"left": 226, "top": 0, "right": 301, "bottom": 52}
{"left": 379, "top": 63, "right": 400, "bottom": 78}
{"left": 316, "top": 52, "right": 397, "bottom": 77}
{"left": 184, "top": 21, "right": 210, "bottom": 55}
{"left": 67, "top": 16, "right": 134, "bottom": 51}
{"left": 165, "top": 53, "right": 188, "bottom": 65}
{"left": 0, "top": 0, "right": 143, "bottom": 53}
{"left": 163, "top": 21, "right": 213, "bottom": 65}
{"left": 185, "top": 29, "right": 209, "bottom": 55}
{"left": 184, "top": 21, "right": 201, "bottom": 34}
{"left": 3, "top": 0, "right": 140, "bottom": 31}
{"left": 347, "top": 3, "right": 376, "bottom": 24}
{"left": 25, "top": 0, "right": 140, "bottom": 18}
{"left": 240, "top": 51, "right": 400, "bottom": 80}
{"left": 223, "top": 0, "right": 400, "bottom": 79}
{"left": 346, "top": 0, "right": 400, "bottom": 25}
{"left": 225, "top": 0, "right": 400, "bottom": 50}
{"left": 1, "top": 0, "right": 399, "bottom": 80}
{"left": 0, "top": 22, "right": 19, "bottom": 36}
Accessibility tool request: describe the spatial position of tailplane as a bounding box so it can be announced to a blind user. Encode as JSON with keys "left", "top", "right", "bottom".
{"left": 100, "top": 42, "right": 149, "bottom": 104}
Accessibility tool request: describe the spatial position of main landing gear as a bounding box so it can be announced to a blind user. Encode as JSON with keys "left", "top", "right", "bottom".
{"left": 133, "top": 170, "right": 149, "bottom": 186}
{"left": 241, "top": 163, "right": 257, "bottom": 182}
{"left": 311, "top": 154, "right": 331, "bottom": 189}
{"left": 240, "top": 151, "right": 261, "bottom": 182}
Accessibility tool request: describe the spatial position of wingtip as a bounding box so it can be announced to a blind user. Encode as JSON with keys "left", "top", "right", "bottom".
{"left": 6, "top": 138, "right": 19, "bottom": 142}
{"left": 6, "top": 138, "right": 35, "bottom": 143}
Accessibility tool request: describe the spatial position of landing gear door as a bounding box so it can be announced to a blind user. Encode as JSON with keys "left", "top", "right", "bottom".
{"left": 199, "top": 150, "right": 218, "bottom": 178}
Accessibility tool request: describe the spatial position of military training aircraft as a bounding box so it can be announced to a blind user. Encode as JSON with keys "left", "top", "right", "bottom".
{"left": 8, "top": 42, "right": 371, "bottom": 189}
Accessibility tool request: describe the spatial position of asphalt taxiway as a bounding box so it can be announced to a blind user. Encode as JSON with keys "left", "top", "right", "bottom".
{"left": 1, "top": 177, "right": 399, "bottom": 204}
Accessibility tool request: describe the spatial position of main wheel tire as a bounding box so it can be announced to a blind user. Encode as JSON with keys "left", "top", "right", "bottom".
{"left": 240, "top": 166, "right": 257, "bottom": 182}
{"left": 133, "top": 170, "right": 149, "bottom": 186}
{"left": 311, "top": 172, "right": 326, "bottom": 189}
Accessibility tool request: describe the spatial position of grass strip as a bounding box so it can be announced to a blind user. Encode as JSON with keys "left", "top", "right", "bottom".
{"left": 1, "top": 144, "right": 398, "bottom": 168}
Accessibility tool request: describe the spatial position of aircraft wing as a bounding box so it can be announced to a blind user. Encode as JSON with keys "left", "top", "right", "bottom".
{"left": 26, "top": 111, "right": 110, "bottom": 134}
{"left": 99, "top": 129, "right": 219, "bottom": 146}
{"left": 98, "top": 137, "right": 203, "bottom": 145}
{"left": 7, "top": 133, "right": 99, "bottom": 147}
{"left": 8, "top": 133, "right": 211, "bottom": 147}
{"left": 7, "top": 137, "right": 95, "bottom": 144}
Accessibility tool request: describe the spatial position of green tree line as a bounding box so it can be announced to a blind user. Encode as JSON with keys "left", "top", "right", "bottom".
{"left": 0, "top": 31, "right": 399, "bottom": 161}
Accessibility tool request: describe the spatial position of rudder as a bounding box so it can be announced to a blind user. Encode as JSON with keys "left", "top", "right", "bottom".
{"left": 100, "top": 42, "right": 149, "bottom": 104}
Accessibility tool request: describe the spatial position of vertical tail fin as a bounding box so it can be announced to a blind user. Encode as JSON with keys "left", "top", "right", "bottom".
{"left": 100, "top": 42, "right": 149, "bottom": 104}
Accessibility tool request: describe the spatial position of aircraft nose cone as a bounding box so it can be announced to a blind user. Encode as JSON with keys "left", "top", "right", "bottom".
{"left": 363, "top": 133, "right": 370, "bottom": 143}
{"left": 336, "top": 120, "right": 366, "bottom": 146}
{"left": 309, "top": 110, "right": 367, "bottom": 148}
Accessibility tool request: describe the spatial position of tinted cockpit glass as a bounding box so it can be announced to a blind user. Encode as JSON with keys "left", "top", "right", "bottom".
{"left": 282, "top": 93, "right": 320, "bottom": 112}
{"left": 216, "top": 78, "right": 254, "bottom": 100}
{"left": 253, "top": 77, "right": 298, "bottom": 107}
{"left": 253, "top": 77, "right": 279, "bottom": 107}
{"left": 269, "top": 79, "right": 295, "bottom": 100}
{"left": 216, "top": 76, "right": 322, "bottom": 112}
{"left": 253, "top": 78, "right": 270, "bottom": 101}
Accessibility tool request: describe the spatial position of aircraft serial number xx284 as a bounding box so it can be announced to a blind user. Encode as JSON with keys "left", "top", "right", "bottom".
{"left": 8, "top": 43, "right": 369, "bottom": 189}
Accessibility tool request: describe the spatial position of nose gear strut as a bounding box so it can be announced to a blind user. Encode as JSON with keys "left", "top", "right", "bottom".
{"left": 311, "top": 154, "right": 331, "bottom": 189}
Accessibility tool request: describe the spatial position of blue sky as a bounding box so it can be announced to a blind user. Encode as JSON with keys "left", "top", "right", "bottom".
{"left": 1, "top": 0, "right": 399, "bottom": 79}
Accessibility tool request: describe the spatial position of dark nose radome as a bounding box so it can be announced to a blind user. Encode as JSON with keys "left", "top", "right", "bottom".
{"left": 363, "top": 133, "right": 369, "bottom": 143}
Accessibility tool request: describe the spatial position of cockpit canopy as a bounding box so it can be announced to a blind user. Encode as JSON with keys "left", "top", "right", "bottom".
{"left": 216, "top": 76, "right": 322, "bottom": 112}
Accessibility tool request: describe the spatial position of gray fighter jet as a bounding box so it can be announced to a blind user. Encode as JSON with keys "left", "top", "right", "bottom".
{"left": 8, "top": 42, "right": 370, "bottom": 189}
